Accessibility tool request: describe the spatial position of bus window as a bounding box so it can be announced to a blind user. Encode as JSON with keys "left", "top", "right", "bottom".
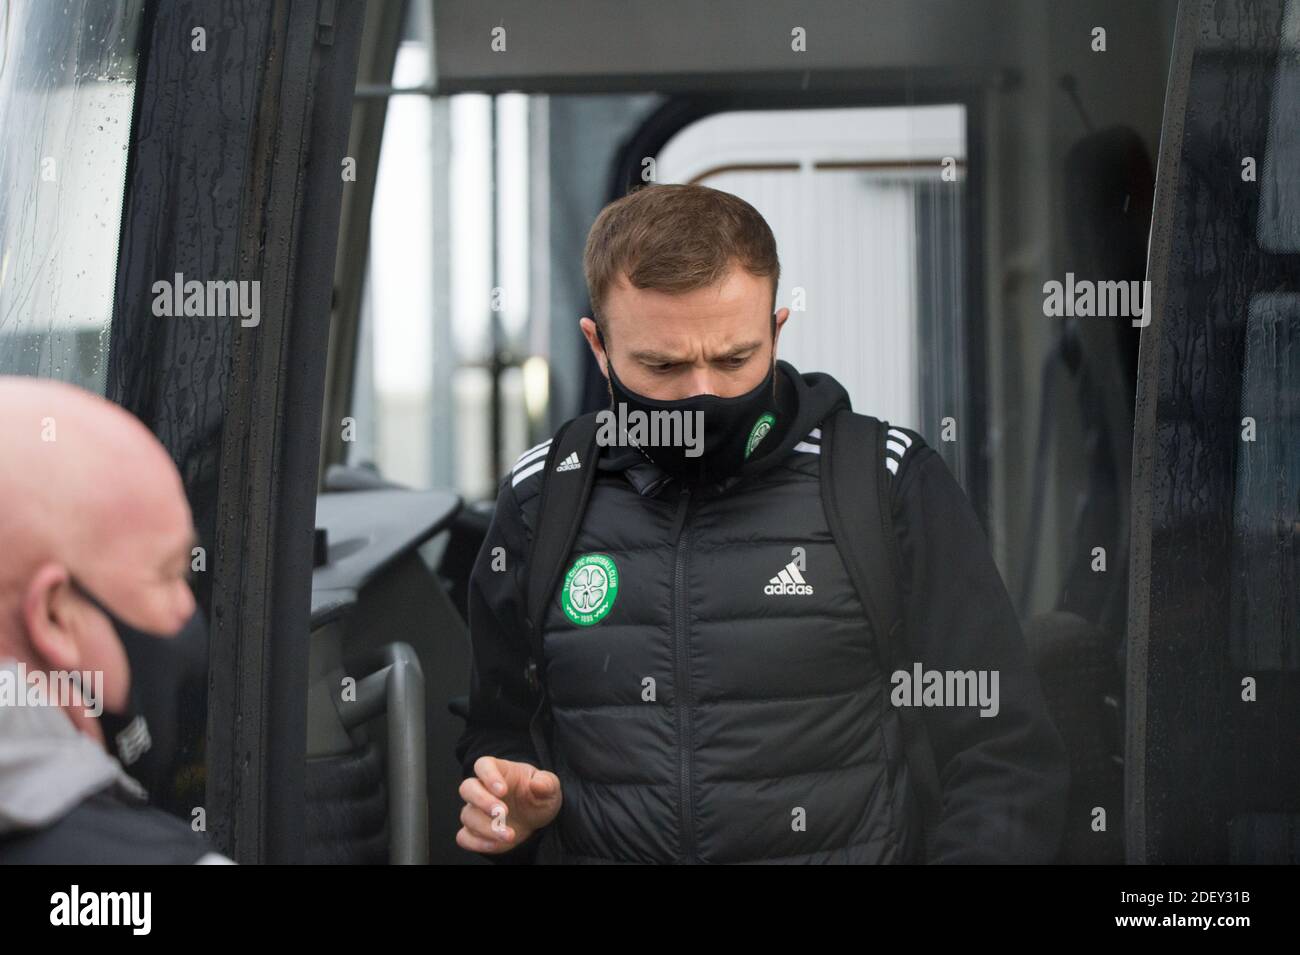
{"left": 1232, "top": 2, "right": 1300, "bottom": 675}
{"left": 1232, "top": 293, "right": 1300, "bottom": 673}
{"left": 1132, "top": 0, "right": 1299, "bottom": 863}
{"left": 0, "top": 0, "right": 142, "bottom": 390}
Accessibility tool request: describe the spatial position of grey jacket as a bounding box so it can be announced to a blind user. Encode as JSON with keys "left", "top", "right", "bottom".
{"left": 0, "top": 658, "right": 232, "bottom": 863}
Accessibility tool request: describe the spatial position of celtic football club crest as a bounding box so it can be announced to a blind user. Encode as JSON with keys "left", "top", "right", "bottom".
{"left": 745, "top": 412, "right": 777, "bottom": 459}
{"left": 561, "top": 553, "right": 619, "bottom": 627}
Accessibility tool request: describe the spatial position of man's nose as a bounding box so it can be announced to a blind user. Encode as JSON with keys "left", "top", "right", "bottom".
{"left": 680, "top": 366, "right": 720, "bottom": 398}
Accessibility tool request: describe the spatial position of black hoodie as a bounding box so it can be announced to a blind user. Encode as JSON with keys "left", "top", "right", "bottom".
{"left": 456, "top": 359, "right": 1069, "bottom": 863}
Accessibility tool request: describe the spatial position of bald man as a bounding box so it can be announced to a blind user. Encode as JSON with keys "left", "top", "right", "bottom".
{"left": 0, "top": 376, "right": 231, "bottom": 863}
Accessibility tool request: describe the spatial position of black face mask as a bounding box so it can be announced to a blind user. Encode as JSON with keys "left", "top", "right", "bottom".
{"left": 68, "top": 577, "right": 206, "bottom": 792}
{"left": 597, "top": 314, "right": 780, "bottom": 486}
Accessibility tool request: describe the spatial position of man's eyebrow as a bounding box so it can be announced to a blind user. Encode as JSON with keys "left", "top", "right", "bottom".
{"left": 629, "top": 341, "right": 764, "bottom": 364}
{"left": 713, "top": 340, "right": 764, "bottom": 358}
{"left": 628, "top": 347, "right": 683, "bottom": 364}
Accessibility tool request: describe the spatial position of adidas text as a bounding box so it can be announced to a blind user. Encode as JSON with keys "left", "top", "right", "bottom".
{"left": 764, "top": 561, "right": 814, "bottom": 595}
{"left": 764, "top": 580, "right": 814, "bottom": 595}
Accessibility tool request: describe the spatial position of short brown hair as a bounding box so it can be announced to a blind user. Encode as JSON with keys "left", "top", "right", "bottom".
{"left": 583, "top": 183, "right": 780, "bottom": 339}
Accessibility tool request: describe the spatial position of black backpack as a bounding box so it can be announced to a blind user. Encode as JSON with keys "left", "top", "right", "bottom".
{"left": 519, "top": 407, "right": 943, "bottom": 862}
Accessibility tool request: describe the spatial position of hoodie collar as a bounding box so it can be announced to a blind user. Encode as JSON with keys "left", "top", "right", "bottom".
{"left": 0, "top": 658, "right": 146, "bottom": 835}
{"left": 595, "top": 359, "right": 850, "bottom": 498}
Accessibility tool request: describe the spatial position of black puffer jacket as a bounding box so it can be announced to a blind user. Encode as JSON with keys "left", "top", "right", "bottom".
{"left": 456, "top": 360, "right": 1069, "bottom": 864}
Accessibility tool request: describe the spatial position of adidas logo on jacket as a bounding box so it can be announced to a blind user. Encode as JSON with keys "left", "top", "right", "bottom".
{"left": 764, "top": 560, "right": 813, "bottom": 595}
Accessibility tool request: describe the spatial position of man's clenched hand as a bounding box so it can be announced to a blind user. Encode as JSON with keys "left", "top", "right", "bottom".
{"left": 456, "top": 756, "right": 562, "bottom": 855}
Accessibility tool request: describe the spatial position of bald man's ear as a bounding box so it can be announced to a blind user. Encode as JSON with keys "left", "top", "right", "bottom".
{"left": 23, "top": 564, "right": 84, "bottom": 671}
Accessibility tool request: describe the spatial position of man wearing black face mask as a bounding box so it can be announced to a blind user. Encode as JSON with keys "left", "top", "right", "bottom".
{"left": 455, "top": 184, "right": 1068, "bottom": 864}
{"left": 66, "top": 577, "right": 210, "bottom": 805}
{"left": 0, "top": 377, "right": 231, "bottom": 864}
{"left": 594, "top": 311, "right": 786, "bottom": 488}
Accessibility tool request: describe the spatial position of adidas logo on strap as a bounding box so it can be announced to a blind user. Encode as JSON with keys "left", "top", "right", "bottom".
{"left": 555, "top": 451, "right": 582, "bottom": 473}
{"left": 511, "top": 438, "right": 552, "bottom": 488}
{"left": 764, "top": 560, "right": 814, "bottom": 596}
{"left": 793, "top": 423, "right": 914, "bottom": 476}
{"left": 884, "top": 427, "right": 912, "bottom": 475}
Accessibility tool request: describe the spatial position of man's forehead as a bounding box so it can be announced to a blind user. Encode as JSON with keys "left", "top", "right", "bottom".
{"left": 627, "top": 333, "right": 767, "bottom": 363}
{"left": 99, "top": 485, "right": 194, "bottom": 557}
{"left": 610, "top": 264, "right": 765, "bottom": 306}
{"left": 602, "top": 266, "right": 774, "bottom": 360}
{"left": 164, "top": 526, "right": 200, "bottom": 562}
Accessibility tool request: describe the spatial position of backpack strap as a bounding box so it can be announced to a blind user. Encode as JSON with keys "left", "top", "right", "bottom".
{"left": 522, "top": 412, "right": 602, "bottom": 772}
{"left": 820, "top": 408, "right": 944, "bottom": 862}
